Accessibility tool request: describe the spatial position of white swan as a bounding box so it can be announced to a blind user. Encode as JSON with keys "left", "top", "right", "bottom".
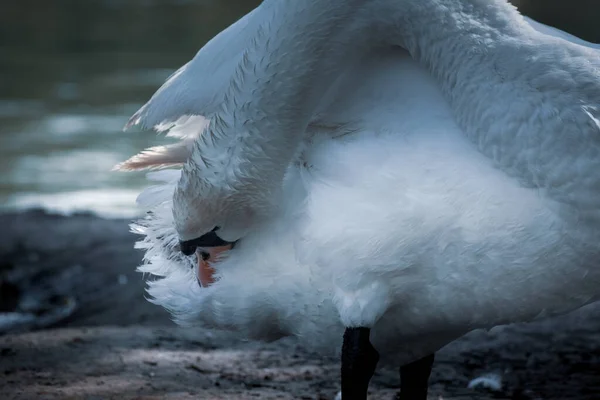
{"left": 118, "top": 1, "right": 600, "bottom": 398}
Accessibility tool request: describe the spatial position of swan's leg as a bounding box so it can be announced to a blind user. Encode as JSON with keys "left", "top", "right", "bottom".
{"left": 398, "top": 353, "right": 434, "bottom": 400}
{"left": 341, "top": 327, "right": 379, "bottom": 400}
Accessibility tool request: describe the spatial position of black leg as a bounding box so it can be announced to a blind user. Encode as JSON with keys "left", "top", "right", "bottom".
{"left": 398, "top": 353, "right": 434, "bottom": 400}
{"left": 341, "top": 327, "right": 379, "bottom": 400}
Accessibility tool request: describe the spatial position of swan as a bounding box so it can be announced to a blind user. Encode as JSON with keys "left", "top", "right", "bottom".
{"left": 117, "top": 1, "right": 600, "bottom": 399}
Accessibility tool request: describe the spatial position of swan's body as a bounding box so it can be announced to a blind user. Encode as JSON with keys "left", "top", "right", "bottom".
{"left": 120, "top": 0, "right": 600, "bottom": 395}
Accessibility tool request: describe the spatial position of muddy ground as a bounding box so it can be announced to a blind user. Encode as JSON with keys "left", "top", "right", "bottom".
{"left": 1, "top": 210, "right": 600, "bottom": 399}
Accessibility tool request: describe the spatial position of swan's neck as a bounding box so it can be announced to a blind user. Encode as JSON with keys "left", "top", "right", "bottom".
{"left": 177, "top": 0, "right": 370, "bottom": 239}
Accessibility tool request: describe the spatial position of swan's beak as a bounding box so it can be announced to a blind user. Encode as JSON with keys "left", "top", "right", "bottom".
{"left": 197, "top": 245, "right": 232, "bottom": 287}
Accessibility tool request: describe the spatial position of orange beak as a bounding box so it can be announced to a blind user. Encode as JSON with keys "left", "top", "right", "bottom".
{"left": 197, "top": 245, "right": 232, "bottom": 287}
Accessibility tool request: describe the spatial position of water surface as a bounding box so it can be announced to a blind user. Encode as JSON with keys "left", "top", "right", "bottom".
{"left": 0, "top": 0, "right": 258, "bottom": 217}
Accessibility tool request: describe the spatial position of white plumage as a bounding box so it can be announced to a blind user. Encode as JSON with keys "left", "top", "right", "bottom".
{"left": 121, "top": 0, "right": 600, "bottom": 367}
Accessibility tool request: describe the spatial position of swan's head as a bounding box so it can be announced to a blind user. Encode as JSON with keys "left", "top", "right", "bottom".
{"left": 172, "top": 150, "right": 277, "bottom": 255}
{"left": 173, "top": 181, "right": 250, "bottom": 255}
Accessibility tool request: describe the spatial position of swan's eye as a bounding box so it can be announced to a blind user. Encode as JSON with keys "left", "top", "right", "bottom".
{"left": 179, "top": 226, "right": 235, "bottom": 256}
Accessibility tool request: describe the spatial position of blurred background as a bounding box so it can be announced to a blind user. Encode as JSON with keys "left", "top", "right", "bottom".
{"left": 0, "top": 0, "right": 598, "bottom": 218}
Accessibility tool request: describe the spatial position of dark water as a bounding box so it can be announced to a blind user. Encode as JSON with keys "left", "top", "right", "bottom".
{"left": 514, "top": 0, "right": 600, "bottom": 42}
{"left": 0, "top": 0, "right": 259, "bottom": 217}
{"left": 0, "top": 0, "right": 597, "bottom": 217}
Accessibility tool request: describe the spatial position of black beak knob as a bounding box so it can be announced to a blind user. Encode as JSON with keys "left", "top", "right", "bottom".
{"left": 179, "top": 228, "right": 235, "bottom": 256}
{"left": 180, "top": 240, "right": 198, "bottom": 256}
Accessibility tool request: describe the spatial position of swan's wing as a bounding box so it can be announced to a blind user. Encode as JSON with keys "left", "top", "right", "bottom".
{"left": 117, "top": 7, "right": 263, "bottom": 170}
{"left": 126, "top": 7, "right": 261, "bottom": 131}
{"left": 315, "top": 18, "right": 600, "bottom": 141}
{"left": 120, "top": 10, "right": 598, "bottom": 171}
{"left": 126, "top": 12, "right": 598, "bottom": 129}
{"left": 523, "top": 16, "right": 600, "bottom": 50}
